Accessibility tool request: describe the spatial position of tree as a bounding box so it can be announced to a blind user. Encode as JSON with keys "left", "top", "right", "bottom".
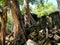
{"left": 1, "top": 0, "right": 7, "bottom": 45}
{"left": 24, "top": 0, "right": 36, "bottom": 27}
{"left": 10, "top": 0, "right": 26, "bottom": 45}
{"left": 0, "top": 9, "right": 2, "bottom": 45}
{"left": 57, "top": 0, "right": 60, "bottom": 12}
{"left": 34, "top": 2, "right": 57, "bottom": 17}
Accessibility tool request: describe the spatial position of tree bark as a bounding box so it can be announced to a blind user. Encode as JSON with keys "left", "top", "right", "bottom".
{"left": 0, "top": 12, "right": 2, "bottom": 45}
{"left": 10, "top": 0, "right": 26, "bottom": 45}
{"left": 24, "top": 0, "right": 36, "bottom": 27}
{"left": 1, "top": 0, "right": 7, "bottom": 45}
{"left": 0, "top": 27, "right": 2, "bottom": 45}
{"left": 57, "top": 0, "right": 60, "bottom": 12}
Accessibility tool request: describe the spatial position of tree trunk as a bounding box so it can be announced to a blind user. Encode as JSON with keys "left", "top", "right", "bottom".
{"left": 10, "top": 0, "right": 26, "bottom": 45}
{"left": 0, "top": 12, "right": 2, "bottom": 45}
{"left": 0, "top": 27, "right": 2, "bottom": 45}
{"left": 57, "top": 0, "right": 60, "bottom": 12}
{"left": 24, "top": 0, "right": 36, "bottom": 27}
{"left": 1, "top": 0, "right": 7, "bottom": 45}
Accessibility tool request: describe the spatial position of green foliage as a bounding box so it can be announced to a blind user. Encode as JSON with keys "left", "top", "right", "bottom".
{"left": 18, "top": 0, "right": 43, "bottom": 5}
{"left": 39, "top": 0, "right": 45, "bottom": 5}
{"left": 0, "top": 0, "right": 3, "bottom": 4}
{"left": 34, "top": 2, "right": 57, "bottom": 17}
{"left": 0, "top": 0, "right": 9, "bottom": 7}
{"left": 0, "top": 0, "right": 3, "bottom": 8}
{"left": 6, "top": 14, "right": 13, "bottom": 32}
{"left": 21, "top": 6, "right": 33, "bottom": 15}
{"left": 29, "top": 0, "right": 38, "bottom": 4}
{"left": 18, "top": 0, "right": 24, "bottom": 5}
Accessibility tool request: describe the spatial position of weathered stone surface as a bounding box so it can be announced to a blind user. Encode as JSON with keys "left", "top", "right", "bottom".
{"left": 26, "top": 39, "right": 38, "bottom": 45}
